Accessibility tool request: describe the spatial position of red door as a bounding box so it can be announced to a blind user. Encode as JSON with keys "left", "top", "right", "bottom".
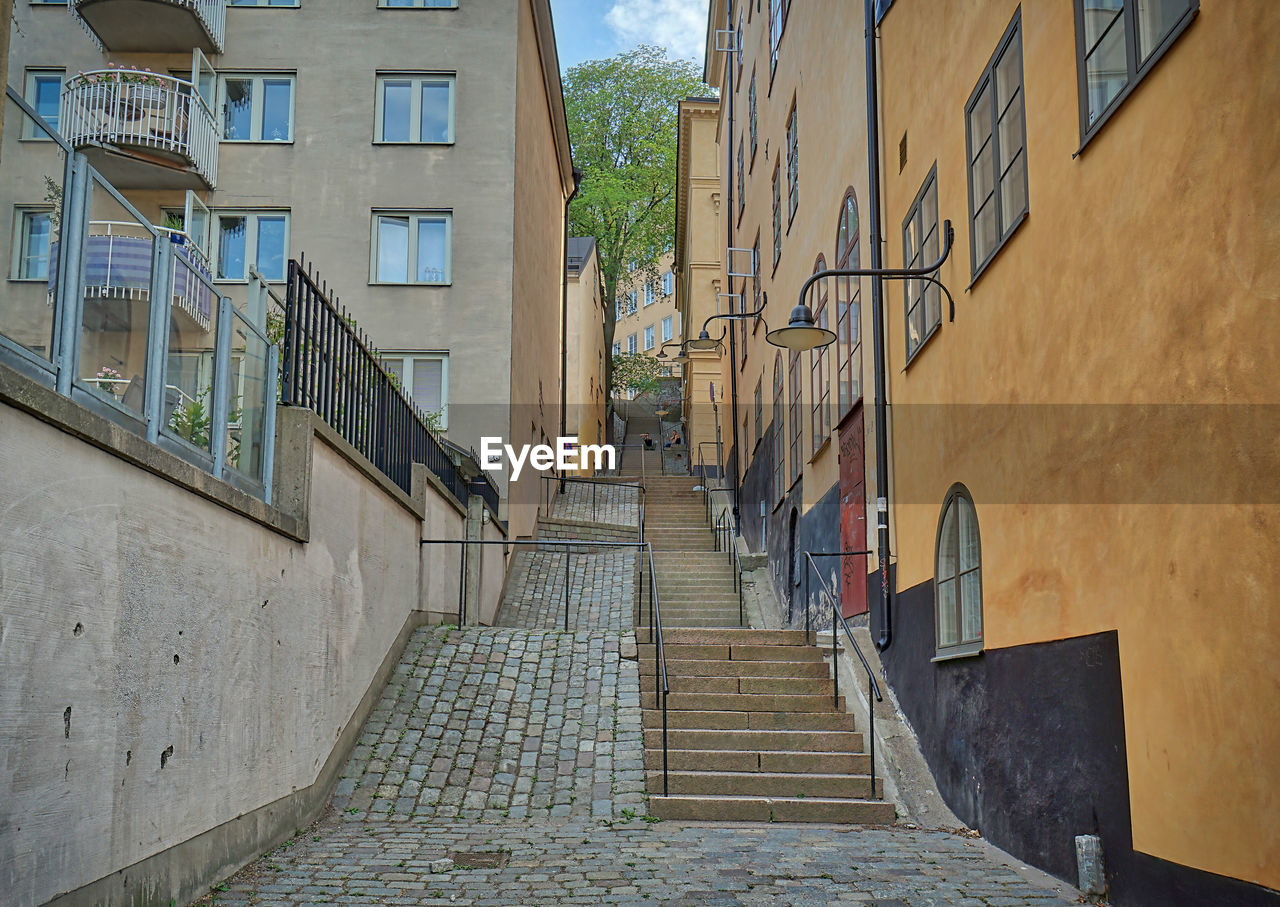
{"left": 838, "top": 408, "right": 868, "bottom": 617}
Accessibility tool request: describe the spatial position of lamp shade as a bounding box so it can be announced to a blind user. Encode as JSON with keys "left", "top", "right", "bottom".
{"left": 766, "top": 304, "right": 837, "bottom": 351}
{"left": 686, "top": 329, "right": 720, "bottom": 351}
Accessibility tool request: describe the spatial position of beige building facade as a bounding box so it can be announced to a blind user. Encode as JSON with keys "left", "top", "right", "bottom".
{"left": 564, "top": 235, "right": 606, "bottom": 471}
{"left": 612, "top": 250, "right": 679, "bottom": 373}
{"left": 3, "top": 0, "right": 574, "bottom": 540}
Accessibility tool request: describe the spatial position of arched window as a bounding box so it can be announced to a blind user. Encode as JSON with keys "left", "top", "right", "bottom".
{"left": 772, "top": 352, "right": 784, "bottom": 503}
{"left": 835, "top": 189, "right": 863, "bottom": 418}
{"left": 809, "top": 254, "right": 830, "bottom": 454}
{"left": 935, "top": 485, "right": 983, "bottom": 656}
{"left": 788, "top": 349, "right": 802, "bottom": 484}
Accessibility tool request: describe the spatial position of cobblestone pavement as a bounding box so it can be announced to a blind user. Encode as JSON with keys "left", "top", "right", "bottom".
{"left": 333, "top": 627, "right": 646, "bottom": 823}
{"left": 495, "top": 550, "right": 636, "bottom": 632}
{"left": 550, "top": 482, "right": 640, "bottom": 527}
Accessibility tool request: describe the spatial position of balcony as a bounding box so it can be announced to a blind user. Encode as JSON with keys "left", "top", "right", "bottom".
{"left": 61, "top": 70, "right": 219, "bottom": 190}
{"left": 70, "top": 0, "right": 225, "bottom": 54}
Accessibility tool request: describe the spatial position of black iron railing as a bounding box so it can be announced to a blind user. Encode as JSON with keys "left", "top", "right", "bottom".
{"left": 471, "top": 471, "right": 501, "bottom": 520}
{"left": 281, "top": 258, "right": 467, "bottom": 505}
{"left": 804, "top": 551, "right": 883, "bottom": 801}
{"left": 711, "top": 510, "right": 744, "bottom": 625}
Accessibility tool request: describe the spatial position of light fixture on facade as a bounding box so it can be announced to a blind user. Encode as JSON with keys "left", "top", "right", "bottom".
{"left": 686, "top": 329, "right": 720, "bottom": 351}
{"left": 766, "top": 302, "right": 837, "bottom": 351}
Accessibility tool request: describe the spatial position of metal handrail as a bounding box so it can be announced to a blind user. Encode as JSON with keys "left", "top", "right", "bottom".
{"left": 804, "top": 551, "right": 883, "bottom": 801}
{"left": 539, "top": 475, "right": 646, "bottom": 542}
{"left": 417, "top": 535, "right": 669, "bottom": 795}
{"left": 731, "top": 540, "right": 744, "bottom": 626}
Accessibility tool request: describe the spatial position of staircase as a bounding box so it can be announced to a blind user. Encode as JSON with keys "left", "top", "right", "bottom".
{"left": 633, "top": 477, "right": 894, "bottom": 824}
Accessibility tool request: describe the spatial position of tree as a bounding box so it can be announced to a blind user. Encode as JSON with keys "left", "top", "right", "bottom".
{"left": 611, "top": 352, "right": 665, "bottom": 398}
{"left": 563, "top": 45, "right": 710, "bottom": 409}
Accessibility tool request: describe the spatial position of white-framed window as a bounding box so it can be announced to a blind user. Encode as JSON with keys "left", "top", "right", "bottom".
{"left": 612, "top": 341, "right": 622, "bottom": 357}
{"left": 661, "top": 271, "right": 674, "bottom": 295}
{"left": 627, "top": 333, "right": 637, "bottom": 354}
{"left": 935, "top": 485, "right": 983, "bottom": 657}
{"left": 624, "top": 289, "right": 637, "bottom": 315}
{"left": 375, "top": 73, "right": 455, "bottom": 143}
{"left": 229, "top": 0, "right": 299, "bottom": 6}
{"left": 380, "top": 0, "right": 457, "bottom": 7}
{"left": 23, "top": 69, "right": 63, "bottom": 139}
{"left": 644, "top": 282, "right": 656, "bottom": 306}
{"left": 380, "top": 352, "right": 449, "bottom": 428}
{"left": 219, "top": 73, "right": 295, "bottom": 142}
{"left": 371, "top": 211, "right": 451, "bottom": 285}
{"left": 11, "top": 207, "right": 53, "bottom": 280}
{"left": 643, "top": 325, "right": 655, "bottom": 350}
{"left": 661, "top": 315, "right": 673, "bottom": 343}
{"left": 211, "top": 211, "right": 289, "bottom": 282}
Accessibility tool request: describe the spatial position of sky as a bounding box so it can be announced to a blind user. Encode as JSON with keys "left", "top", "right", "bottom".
{"left": 548, "top": 0, "right": 710, "bottom": 72}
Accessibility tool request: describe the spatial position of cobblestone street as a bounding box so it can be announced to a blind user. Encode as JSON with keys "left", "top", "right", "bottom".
{"left": 495, "top": 550, "right": 637, "bottom": 632}
{"left": 204, "top": 624, "right": 1080, "bottom": 906}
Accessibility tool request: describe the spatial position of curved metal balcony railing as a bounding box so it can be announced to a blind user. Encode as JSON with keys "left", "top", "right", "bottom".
{"left": 69, "top": 0, "right": 226, "bottom": 54}
{"left": 61, "top": 71, "right": 219, "bottom": 188}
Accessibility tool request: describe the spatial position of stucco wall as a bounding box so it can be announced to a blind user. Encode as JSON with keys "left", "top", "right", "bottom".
{"left": 876, "top": 0, "right": 1280, "bottom": 892}
{"left": 566, "top": 241, "right": 606, "bottom": 460}
{"left": 0, "top": 385, "right": 485, "bottom": 905}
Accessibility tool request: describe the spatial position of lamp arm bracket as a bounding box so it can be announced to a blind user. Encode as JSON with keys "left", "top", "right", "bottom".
{"left": 795, "top": 219, "right": 957, "bottom": 311}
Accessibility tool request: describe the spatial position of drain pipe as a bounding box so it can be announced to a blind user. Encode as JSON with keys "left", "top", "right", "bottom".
{"left": 864, "top": 0, "right": 893, "bottom": 650}
{"left": 559, "top": 167, "right": 583, "bottom": 493}
{"left": 724, "top": 46, "right": 742, "bottom": 534}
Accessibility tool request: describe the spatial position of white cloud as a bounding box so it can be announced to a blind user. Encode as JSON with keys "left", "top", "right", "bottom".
{"left": 604, "top": 0, "right": 710, "bottom": 64}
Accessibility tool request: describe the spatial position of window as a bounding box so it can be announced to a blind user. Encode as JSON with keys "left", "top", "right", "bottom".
{"left": 748, "top": 70, "right": 758, "bottom": 163}
{"left": 1074, "top": 0, "right": 1197, "bottom": 143}
{"left": 903, "top": 168, "right": 941, "bottom": 362}
{"left": 371, "top": 212, "right": 451, "bottom": 284}
{"left": 219, "top": 73, "right": 295, "bottom": 141}
{"left": 624, "top": 289, "right": 638, "bottom": 315}
{"left": 23, "top": 69, "right": 63, "bottom": 139}
{"left": 661, "top": 316, "right": 673, "bottom": 342}
{"left": 785, "top": 101, "right": 799, "bottom": 223}
{"left": 769, "top": 0, "right": 784, "bottom": 76}
{"left": 229, "top": 0, "right": 299, "bottom": 6}
{"left": 661, "top": 271, "right": 674, "bottom": 296}
{"left": 771, "top": 159, "right": 782, "bottom": 269}
{"left": 966, "top": 11, "right": 1028, "bottom": 278}
{"left": 835, "top": 190, "right": 862, "bottom": 416}
{"left": 11, "top": 208, "right": 53, "bottom": 280}
{"left": 810, "top": 255, "right": 830, "bottom": 454}
{"left": 935, "top": 485, "right": 983, "bottom": 657}
{"left": 736, "top": 136, "right": 746, "bottom": 220}
{"left": 627, "top": 333, "right": 638, "bottom": 354}
{"left": 380, "top": 353, "right": 449, "bottom": 428}
{"left": 788, "top": 351, "right": 801, "bottom": 485}
{"left": 753, "top": 378, "right": 763, "bottom": 449}
{"left": 771, "top": 353, "right": 784, "bottom": 502}
{"left": 736, "top": 9, "right": 744, "bottom": 72}
{"left": 376, "top": 73, "right": 455, "bottom": 143}
{"left": 612, "top": 341, "right": 622, "bottom": 357}
{"left": 380, "top": 0, "right": 457, "bottom": 6}
{"left": 212, "top": 211, "right": 289, "bottom": 281}
{"left": 644, "top": 282, "right": 656, "bottom": 306}
{"left": 643, "top": 325, "right": 655, "bottom": 350}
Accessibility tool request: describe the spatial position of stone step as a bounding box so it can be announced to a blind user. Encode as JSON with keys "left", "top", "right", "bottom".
{"left": 645, "top": 748, "right": 871, "bottom": 774}
{"left": 656, "top": 658, "right": 831, "bottom": 678}
{"left": 640, "top": 691, "right": 844, "bottom": 713}
{"left": 641, "top": 709, "right": 856, "bottom": 732}
{"left": 638, "top": 675, "right": 831, "bottom": 695}
{"left": 658, "top": 628, "right": 812, "bottom": 646}
{"left": 647, "top": 794, "right": 896, "bottom": 824}
{"left": 643, "top": 728, "right": 864, "bottom": 752}
{"left": 646, "top": 770, "right": 879, "bottom": 799}
{"left": 659, "top": 619, "right": 747, "bottom": 628}
{"left": 638, "top": 643, "right": 838, "bottom": 662}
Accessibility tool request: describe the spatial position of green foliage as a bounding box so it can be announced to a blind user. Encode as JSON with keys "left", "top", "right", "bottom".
{"left": 563, "top": 45, "right": 710, "bottom": 398}
{"left": 612, "top": 352, "right": 665, "bottom": 397}
{"left": 169, "top": 392, "right": 212, "bottom": 449}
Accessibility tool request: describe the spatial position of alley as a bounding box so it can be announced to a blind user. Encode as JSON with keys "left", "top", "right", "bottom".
{"left": 202, "top": 624, "right": 1078, "bottom": 906}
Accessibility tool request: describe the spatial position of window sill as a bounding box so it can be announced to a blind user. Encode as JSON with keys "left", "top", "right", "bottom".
{"left": 221, "top": 139, "right": 295, "bottom": 145}
{"left": 215, "top": 278, "right": 284, "bottom": 285}
{"left": 967, "top": 209, "right": 1028, "bottom": 291}
{"left": 903, "top": 320, "right": 941, "bottom": 370}
{"left": 373, "top": 140, "right": 455, "bottom": 147}
{"left": 369, "top": 281, "right": 452, "bottom": 288}
{"left": 931, "top": 645, "right": 983, "bottom": 663}
{"left": 809, "top": 436, "right": 830, "bottom": 463}
{"left": 7, "top": 277, "right": 49, "bottom": 283}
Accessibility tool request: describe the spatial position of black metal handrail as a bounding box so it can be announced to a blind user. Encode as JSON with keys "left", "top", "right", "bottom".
{"left": 281, "top": 258, "right": 467, "bottom": 505}
{"left": 471, "top": 470, "right": 501, "bottom": 520}
{"left": 538, "top": 475, "right": 646, "bottom": 543}
{"left": 611, "top": 442, "right": 666, "bottom": 479}
{"left": 418, "top": 536, "right": 669, "bottom": 794}
{"left": 804, "top": 551, "right": 883, "bottom": 801}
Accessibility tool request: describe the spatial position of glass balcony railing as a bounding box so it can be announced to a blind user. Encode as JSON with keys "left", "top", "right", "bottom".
{"left": 70, "top": 0, "right": 226, "bottom": 55}
{"left": 61, "top": 70, "right": 219, "bottom": 189}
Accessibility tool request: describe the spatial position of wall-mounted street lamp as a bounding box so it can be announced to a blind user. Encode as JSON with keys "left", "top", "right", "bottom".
{"left": 691, "top": 290, "right": 837, "bottom": 354}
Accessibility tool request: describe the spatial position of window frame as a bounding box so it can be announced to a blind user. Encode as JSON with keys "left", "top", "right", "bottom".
{"left": 787, "top": 350, "right": 801, "bottom": 486}
{"left": 643, "top": 324, "right": 655, "bottom": 351}
{"left": 771, "top": 352, "right": 784, "bottom": 504}
{"left": 374, "top": 72, "right": 456, "bottom": 145}
{"left": 785, "top": 100, "right": 799, "bottom": 226}
{"left": 835, "top": 188, "right": 863, "bottom": 420}
{"left": 933, "top": 484, "right": 984, "bottom": 659}
{"left": 22, "top": 68, "right": 63, "bottom": 140}
{"left": 369, "top": 210, "right": 453, "bottom": 286}
{"left": 736, "top": 136, "right": 746, "bottom": 222}
{"left": 218, "top": 72, "right": 296, "bottom": 143}
{"left": 1073, "top": 0, "right": 1198, "bottom": 150}
{"left": 10, "top": 206, "right": 54, "bottom": 281}
{"left": 964, "top": 9, "right": 1029, "bottom": 282}
{"left": 809, "top": 255, "right": 831, "bottom": 456}
{"left": 378, "top": 0, "right": 458, "bottom": 7}
{"left": 771, "top": 158, "right": 782, "bottom": 271}
{"left": 661, "top": 315, "right": 673, "bottom": 343}
{"left": 753, "top": 377, "right": 763, "bottom": 451}
{"left": 210, "top": 209, "right": 291, "bottom": 283}
{"left": 902, "top": 165, "right": 942, "bottom": 365}
{"left": 379, "top": 351, "right": 449, "bottom": 429}
{"left": 768, "top": 0, "right": 786, "bottom": 80}
{"left": 748, "top": 69, "right": 758, "bottom": 168}
{"left": 627, "top": 333, "right": 638, "bottom": 355}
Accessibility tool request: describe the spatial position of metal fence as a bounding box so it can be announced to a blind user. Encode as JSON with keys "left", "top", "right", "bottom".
{"left": 280, "top": 258, "right": 467, "bottom": 505}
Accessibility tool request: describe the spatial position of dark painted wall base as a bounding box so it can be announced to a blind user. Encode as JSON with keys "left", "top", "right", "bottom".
{"left": 881, "top": 580, "right": 1280, "bottom": 906}
{"left": 47, "top": 610, "right": 434, "bottom": 907}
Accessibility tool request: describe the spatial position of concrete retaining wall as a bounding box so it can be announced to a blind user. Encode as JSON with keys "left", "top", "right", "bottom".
{"left": 0, "top": 366, "right": 498, "bottom": 907}
{"left": 537, "top": 518, "right": 639, "bottom": 543}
